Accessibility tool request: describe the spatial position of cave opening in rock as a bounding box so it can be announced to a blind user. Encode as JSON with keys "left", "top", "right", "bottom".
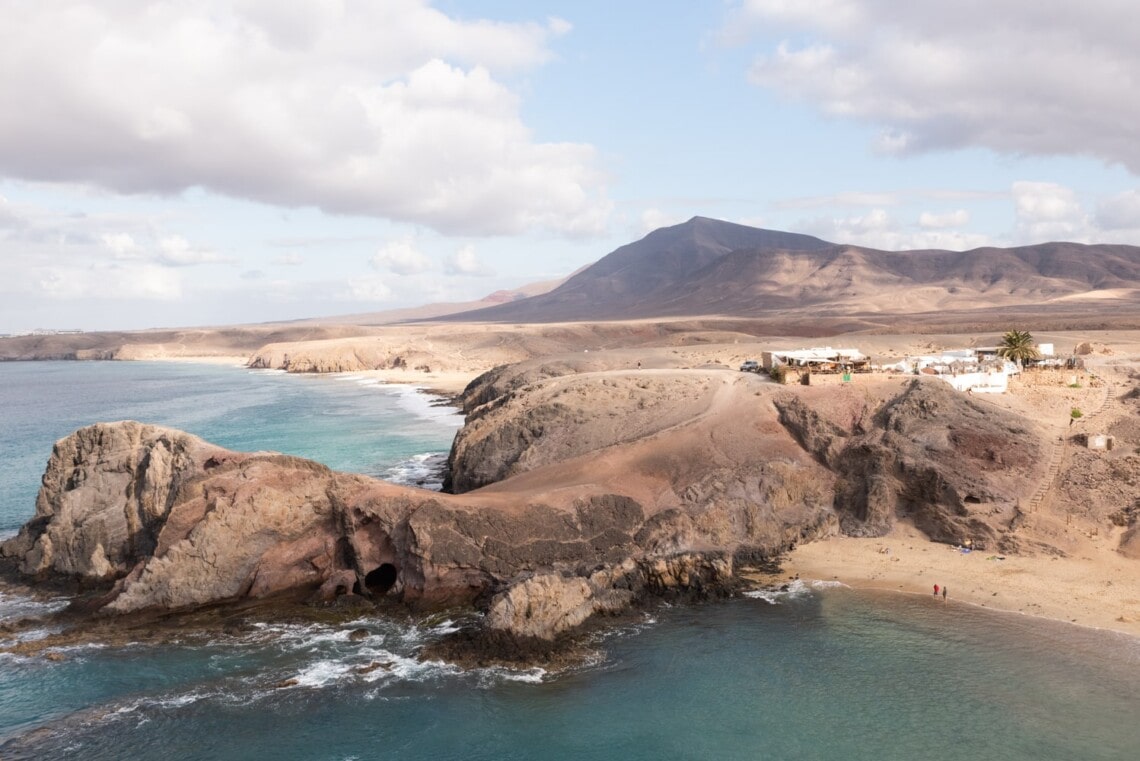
{"left": 363, "top": 563, "right": 398, "bottom": 596}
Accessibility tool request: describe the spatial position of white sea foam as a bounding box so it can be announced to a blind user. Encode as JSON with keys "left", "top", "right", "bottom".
{"left": 249, "top": 621, "right": 387, "bottom": 652}
{"left": 809, "top": 580, "right": 846, "bottom": 590}
{"left": 744, "top": 578, "right": 848, "bottom": 604}
{"left": 0, "top": 589, "right": 69, "bottom": 626}
{"left": 744, "top": 579, "right": 812, "bottom": 604}
{"left": 292, "top": 659, "right": 357, "bottom": 688}
{"left": 426, "top": 618, "right": 462, "bottom": 636}
{"left": 478, "top": 666, "right": 548, "bottom": 685}
{"left": 237, "top": 616, "right": 550, "bottom": 692}
{"left": 381, "top": 384, "right": 464, "bottom": 426}
{"left": 114, "top": 690, "right": 211, "bottom": 715}
{"left": 383, "top": 452, "right": 449, "bottom": 490}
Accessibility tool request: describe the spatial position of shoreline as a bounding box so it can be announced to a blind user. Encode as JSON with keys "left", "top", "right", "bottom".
{"left": 141, "top": 354, "right": 251, "bottom": 366}
{"left": 146, "top": 354, "right": 477, "bottom": 397}
{"left": 760, "top": 522, "right": 1140, "bottom": 639}
{"left": 8, "top": 351, "right": 1138, "bottom": 646}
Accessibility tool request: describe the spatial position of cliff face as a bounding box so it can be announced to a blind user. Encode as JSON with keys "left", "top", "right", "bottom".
{"left": 774, "top": 381, "right": 1043, "bottom": 545}
{"left": 5, "top": 423, "right": 222, "bottom": 580}
{"left": 451, "top": 368, "right": 1042, "bottom": 552}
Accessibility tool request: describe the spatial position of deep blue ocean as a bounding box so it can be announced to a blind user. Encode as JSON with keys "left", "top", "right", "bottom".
{"left": 1, "top": 361, "right": 1139, "bottom": 760}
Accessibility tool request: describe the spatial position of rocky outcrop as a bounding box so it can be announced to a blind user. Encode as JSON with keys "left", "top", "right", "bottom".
{"left": 4, "top": 419, "right": 803, "bottom": 650}
{"left": 486, "top": 567, "right": 634, "bottom": 640}
{"left": 3, "top": 422, "right": 224, "bottom": 580}
{"left": 775, "top": 380, "right": 1044, "bottom": 546}
{"left": 445, "top": 371, "right": 719, "bottom": 492}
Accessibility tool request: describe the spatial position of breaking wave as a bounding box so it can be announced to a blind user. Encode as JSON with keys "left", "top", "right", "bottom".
{"left": 744, "top": 578, "right": 846, "bottom": 604}
{"left": 382, "top": 452, "right": 449, "bottom": 490}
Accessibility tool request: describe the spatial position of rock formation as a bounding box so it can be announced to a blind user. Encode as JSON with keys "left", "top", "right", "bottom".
{"left": 774, "top": 380, "right": 1043, "bottom": 545}
{"left": 1, "top": 372, "right": 1050, "bottom": 657}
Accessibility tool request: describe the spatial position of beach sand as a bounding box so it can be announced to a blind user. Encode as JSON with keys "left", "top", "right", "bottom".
{"left": 761, "top": 522, "right": 1140, "bottom": 638}
{"left": 149, "top": 355, "right": 475, "bottom": 395}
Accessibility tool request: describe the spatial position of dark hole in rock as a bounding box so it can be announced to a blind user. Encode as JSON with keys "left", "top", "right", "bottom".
{"left": 362, "top": 563, "right": 398, "bottom": 596}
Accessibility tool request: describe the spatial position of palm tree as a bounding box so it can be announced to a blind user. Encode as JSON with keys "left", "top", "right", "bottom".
{"left": 997, "top": 329, "right": 1041, "bottom": 367}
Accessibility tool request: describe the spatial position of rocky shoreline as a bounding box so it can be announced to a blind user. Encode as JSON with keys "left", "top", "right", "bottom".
{"left": 4, "top": 352, "right": 1100, "bottom": 665}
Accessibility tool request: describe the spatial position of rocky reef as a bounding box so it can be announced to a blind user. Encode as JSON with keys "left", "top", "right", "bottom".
{"left": 1, "top": 372, "right": 1047, "bottom": 661}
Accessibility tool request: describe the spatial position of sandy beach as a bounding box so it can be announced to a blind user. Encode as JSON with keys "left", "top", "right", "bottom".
{"left": 764, "top": 521, "right": 1140, "bottom": 638}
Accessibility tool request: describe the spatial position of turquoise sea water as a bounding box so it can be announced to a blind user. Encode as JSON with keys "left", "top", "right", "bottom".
{"left": 0, "top": 361, "right": 463, "bottom": 535}
{"left": 1, "top": 361, "right": 1139, "bottom": 760}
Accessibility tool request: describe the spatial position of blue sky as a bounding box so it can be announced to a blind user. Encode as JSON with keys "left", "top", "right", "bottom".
{"left": 2, "top": 0, "right": 1139, "bottom": 332}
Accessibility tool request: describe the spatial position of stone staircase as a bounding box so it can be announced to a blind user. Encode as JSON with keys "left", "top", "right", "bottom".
{"left": 1026, "top": 438, "right": 1066, "bottom": 513}
{"left": 1024, "top": 374, "right": 1117, "bottom": 514}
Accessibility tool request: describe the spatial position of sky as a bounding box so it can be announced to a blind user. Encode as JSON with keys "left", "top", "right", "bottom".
{"left": 3, "top": 0, "right": 1140, "bottom": 333}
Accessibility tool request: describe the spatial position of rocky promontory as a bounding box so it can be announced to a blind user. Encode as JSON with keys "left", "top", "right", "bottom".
{"left": 1, "top": 372, "right": 1052, "bottom": 661}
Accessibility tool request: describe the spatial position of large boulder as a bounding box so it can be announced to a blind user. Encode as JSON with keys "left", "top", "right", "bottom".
{"left": 3, "top": 422, "right": 225, "bottom": 580}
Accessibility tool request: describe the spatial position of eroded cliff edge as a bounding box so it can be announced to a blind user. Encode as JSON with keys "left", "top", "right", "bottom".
{"left": 1, "top": 373, "right": 1048, "bottom": 661}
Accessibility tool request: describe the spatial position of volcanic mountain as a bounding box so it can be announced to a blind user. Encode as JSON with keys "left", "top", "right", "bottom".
{"left": 444, "top": 216, "right": 1140, "bottom": 327}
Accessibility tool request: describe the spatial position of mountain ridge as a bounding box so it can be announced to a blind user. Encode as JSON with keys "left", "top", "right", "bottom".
{"left": 441, "top": 217, "right": 1140, "bottom": 323}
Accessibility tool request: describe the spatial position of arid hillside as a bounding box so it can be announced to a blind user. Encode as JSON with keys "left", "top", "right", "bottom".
{"left": 446, "top": 217, "right": 1140, "bottom": 327}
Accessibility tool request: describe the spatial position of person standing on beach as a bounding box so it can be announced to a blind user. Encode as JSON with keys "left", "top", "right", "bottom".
{"left": 942, "top": 586, "right": 948, "bottom": 601}
{"left": 933, "top": 584, "right": 939, "bottom": 597}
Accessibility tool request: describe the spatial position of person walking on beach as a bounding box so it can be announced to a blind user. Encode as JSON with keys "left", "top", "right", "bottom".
{"left": 942, "top": 586, "right": 948, "bottom": 601}
{"left": 933, "top": 583, "right": 939, "bottom": 597}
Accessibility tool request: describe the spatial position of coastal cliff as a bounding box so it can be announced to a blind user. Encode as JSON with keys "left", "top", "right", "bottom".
{"left": 2, "top": 373, "right": 1051, "bottom": 658}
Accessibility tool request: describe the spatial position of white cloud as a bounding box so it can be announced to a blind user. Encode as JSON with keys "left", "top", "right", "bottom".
{"left": 775, "top": 191, "right": 903, "bottom": 210}
{"left": 1012, "top": 181, "right": 1090, "bottom": 243}
{"left": 272, "top": 253, "right": 304, "bottom": 266}
{"left": 157, "top": 235, "right": 227, "bottom": 266}
{"left": 101, "top": 232, "right": 142, "bottom": 258}
{"left": 918, "top": 209, "right": 969, "bottom": 229}
{"left": 1095, "top": 189, "right": 1140, "bottom": 231}
{"left": 638, "top": 208, "right": 687, "bottom": 236}
{"left": 445, "top": 244, "right": 492, "bottom": 276}
{"left": 345, "top": 273, "right": 392, "bottom": 302}
{"left": 371, "top": 237, "right": 433, "bottom": 275}
{"left": 0, "top": 1, "right": 608, "bottom": 236}
{"left": 794, "top": 207, "right": 992, "bottom": 250}
{"left": 775, "top": 189, "right": 1001, "bottom": 211}
{"left": 839, "top": 208, "right": 891, "bottom": 236}
{"left": 0, "top": 193, "right": 229, "bottom": 323}
{"left": 0, "top": 195, "right": 25, "bottom": 230}
{"left": 38, "top": 263, "right": 183, "bottom": 301}
{"left": 733, "top": 1, "right": 1140, "bottom": 171}
{"left": 100, "top": 229, "right": 224, "bottom": 266}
